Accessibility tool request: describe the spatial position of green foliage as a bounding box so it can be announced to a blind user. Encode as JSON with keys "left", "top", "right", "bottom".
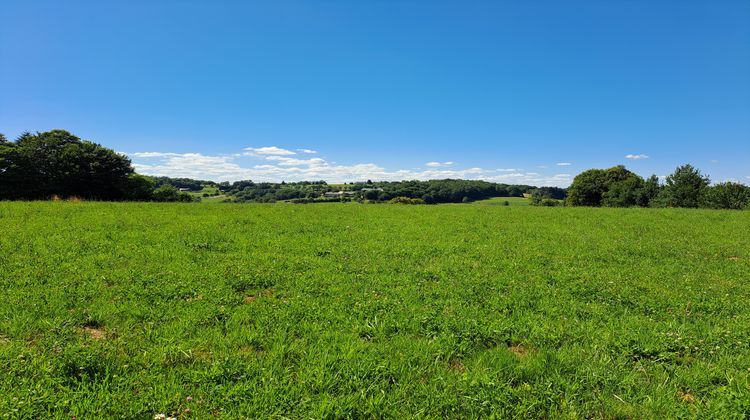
{"left": 661, "top": 164, "right": 710, "bottom": 208}
{"left": 566, "top": 168, "right": 608, "bottom": 206}
{"left": 567, "top": 165, "right": 643, "bottom": 207}
{"left": 152, "top": 176, "right": 217, "bottom": 191}
{"left": 567, "top": 167, "right": 669, "bottom": 208}
{"left": 219, "top": 179, "right": 537, "bottom": 204}
{"left": 122, "top": 173, "right": 156, "bottom": 201}
{"left": 0, "top": 130, "right": 133, "bottom": 200}
{"left": 701, "top": 182, "right": 750, "bottom": 210}
{"left": 152, "top": 184, "right": 180, "bottom": 201}
{"left": 601, "top": 176, "right": 645, "bottom": 207}
{"left": 151, "top": 184, "right": 198, "bottom": 202}
{"left": 640, "top": 175, "right": 662, "bottom": 207}
{"left": 389, "top": 196, "right": 425, "bottom": 204}
{"left": 0, "top": 203, "right": 749, "bottom": 417}
{"left": 530, "top": 187, "right": 565, "bottom": 206}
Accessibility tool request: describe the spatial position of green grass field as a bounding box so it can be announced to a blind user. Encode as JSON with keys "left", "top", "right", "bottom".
{"left": 471, "top": 197, "right": 531, "bottom": 206}
{"left": 1, "top": 202, "right": 749, "bottom": 418}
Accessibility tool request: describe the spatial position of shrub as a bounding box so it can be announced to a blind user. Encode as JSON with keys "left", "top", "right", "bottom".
{"left": 389, "top": 196, "right": 425, "bottom": 205}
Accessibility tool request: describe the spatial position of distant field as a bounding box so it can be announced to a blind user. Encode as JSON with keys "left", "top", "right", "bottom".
{"left": 1, "top": 203, "right": 749, "bottom": 417}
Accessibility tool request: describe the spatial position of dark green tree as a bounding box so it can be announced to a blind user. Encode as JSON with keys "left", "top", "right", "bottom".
{"left": 152, "top": 184, "right": 180, "bottom": 201}
{"left": 660, "top": 164, "right": 709, "bottom": 208}
{"left": 602, "top": 176, "right": 645, "bottom": 207}
{"left": 123, "top": 174, "right": 156, "bottom": 201}
{"left": 0, "top": 130, "right": 134, "bottom": 200}
{"left": 700, "top": 182, "right": 750, "bottom": 210}
{"left": 567, "top": 165, "right": 639, "bottom": 206}
{"left": 638, "top": 175, "right": 662, "bottom": 207}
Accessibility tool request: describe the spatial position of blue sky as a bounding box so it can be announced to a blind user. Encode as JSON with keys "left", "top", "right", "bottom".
{"left": 1, "top": 0, "right": 748, "bottom": 186}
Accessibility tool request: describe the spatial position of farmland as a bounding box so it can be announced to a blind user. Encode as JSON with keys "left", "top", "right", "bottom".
{"left": 1, "top": 202, "right": 749, "bottom": 418}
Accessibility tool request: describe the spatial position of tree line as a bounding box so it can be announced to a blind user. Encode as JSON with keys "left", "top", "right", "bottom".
{"left": 1, "top": 130, "right": 747, "bottom": 208}
{"left": 0, "top": 130, "right": 196, "bottom": 202}
{"left": 562, "top": 164, "right": 749, "bottom": 209}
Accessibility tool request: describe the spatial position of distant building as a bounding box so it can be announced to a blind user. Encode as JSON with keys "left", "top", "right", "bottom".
{"left": 179, "top": 188, "right": 191, "bottom": 192}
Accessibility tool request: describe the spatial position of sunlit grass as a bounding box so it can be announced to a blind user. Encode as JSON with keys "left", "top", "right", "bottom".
{"left": 0, "top": 202, "right": 748, "bottom": 417}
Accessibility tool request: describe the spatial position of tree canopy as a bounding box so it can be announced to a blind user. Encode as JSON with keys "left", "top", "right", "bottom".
{"left": 566, "top": 164, "right": 748, "bottom": 209}
{"left": 660, "top": 164, "right": 710, "bottom": 208}
{"left": 0, "top": 130, "right": 134, "bottom": 200}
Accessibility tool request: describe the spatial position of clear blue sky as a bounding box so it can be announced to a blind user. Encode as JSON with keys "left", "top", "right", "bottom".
{"left": 1, "top": 0, "right": 748, "bottom": 186}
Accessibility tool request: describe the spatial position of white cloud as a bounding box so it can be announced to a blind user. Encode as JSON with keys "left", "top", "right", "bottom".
{"left": 297, "top": 149, "right": 317, "bottom": 154}
{"left": 556, "top": 162, "right": 572, "bottom": 166}
{"left": 625, "top": 154, "right": 649, "bottom": 160}
{"left": 425, "top": 161, "right": 454, "bottom": 167}
{"left": 264, "top": 156, "right": 327, "bottom": 166}
{"left": 243, "top": 146, "right": 296, "bottom": 156}
{"left": 128, "top": 151, "right": 574, "bottom": 186}
{"left": 130, "top": 152, "right": 182, "bottom": 158}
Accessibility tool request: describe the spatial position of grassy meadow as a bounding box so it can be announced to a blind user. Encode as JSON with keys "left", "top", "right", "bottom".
{"left": 1, "top": 202, "right": 749, "bottom": 418}
{"left": 471, "top": 197, "right": 531, "bottom": 206}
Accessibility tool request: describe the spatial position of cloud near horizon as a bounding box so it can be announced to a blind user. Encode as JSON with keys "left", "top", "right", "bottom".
{"left": 128, "top": 147, "right": 573, "bottom": 187}
{"left": 625, "top": 154, "right": 649, "bottom": 160}
{"left": 243, "top": 146, "right": 296, "bottom": 156}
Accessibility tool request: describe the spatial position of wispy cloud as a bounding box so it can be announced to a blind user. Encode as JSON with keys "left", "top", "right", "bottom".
{"left": 243, "top": 146, "right": 296, "bottom": 156}
{"left": 297, "top": 149, "right": 317, "bottom": 154}
{"left": 264, "top": 156, "right": 327, "bottom": 166}
{"left": 129, "top": 150, "right": 573, "bottom": 186}
{"left": 425, "top": 161, "right": 454, "bottom": 167}
{"left": 556, "top": 162, "right": 572, "bottom": 166}
{"left": 130, "top": 152, "right": 182, "bottom": 158}
{"left": 625, "top": 154, "right": 649, "bottom": 160}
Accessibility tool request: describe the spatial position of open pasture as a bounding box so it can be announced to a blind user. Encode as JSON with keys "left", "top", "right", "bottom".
{"left": 0, "top": 202, "right": 749, "bottom": 418}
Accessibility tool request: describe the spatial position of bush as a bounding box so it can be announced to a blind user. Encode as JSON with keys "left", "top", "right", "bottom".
{"left": 389, "top": 196, "right": 425, "bottom": 205}
{"left": 122, "top": 174, "right": 155, "bottom": 201}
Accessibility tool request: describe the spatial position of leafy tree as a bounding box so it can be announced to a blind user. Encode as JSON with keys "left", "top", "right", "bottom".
{"left": 123, "top": 174, "right": 156, "bottom": 201}
{"left": 638, "top": 175, "right": 662, "bottom": 207}
{"left": 661, "top": 164, "right": 709, "bottom": 208}
{"left": 602, "top": 176, "right": 645, "bottom": 207}
{"left": 0, "top": 130, "right": 133, "bottom": 200}
{"left": 566, "top": 169, "right": 606, "bottom": 206}
{"left": 567, "top": 165, "right": 639, "bottom": 206}
{"left": 152, "top": 184, "right": 180, "bottom": 201}
{"left": 700, "top": 182, "right": 750, "bottom": 210}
